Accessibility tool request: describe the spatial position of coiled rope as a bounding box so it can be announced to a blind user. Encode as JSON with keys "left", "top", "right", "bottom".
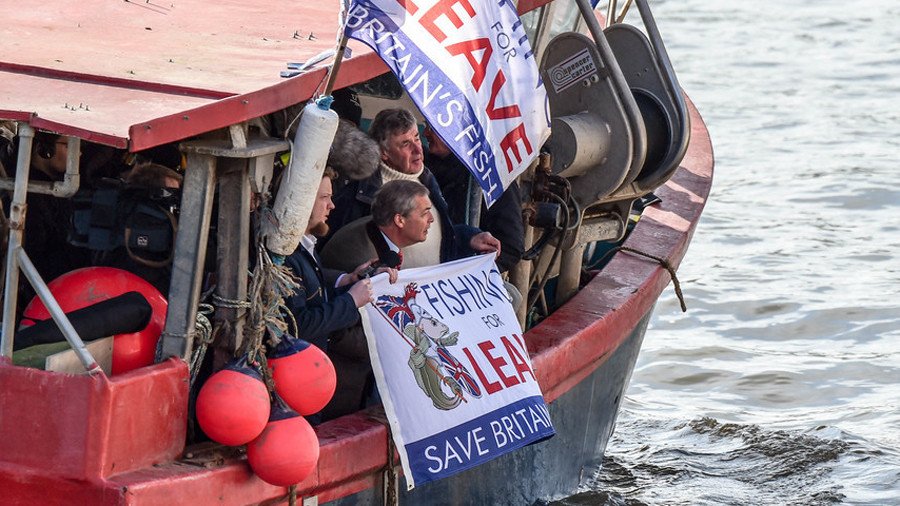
{"left": 188, "top": 303, "right": 215, "bottom": 387}
{"left": 241, "top": 203, "right": 301, "bottom": 390}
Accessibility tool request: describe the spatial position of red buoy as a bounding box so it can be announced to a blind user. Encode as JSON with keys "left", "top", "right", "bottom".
{"left": 268, "top": 336, "right": 336, "bottom": 416}
{"left": 196, "top": 359, "right": 270, "bottom": 446}
{"left": 247, "top": 401, "right": 320, "bottom": 486}
{"left": 21, "top": 267, "right": 168, "bottom": 375}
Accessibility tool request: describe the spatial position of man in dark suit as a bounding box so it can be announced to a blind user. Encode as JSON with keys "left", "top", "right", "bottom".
{"left": 321, "top": 179, "right": 499, "bottom": 420}
{"left": 325, "top": 179, "right": 438, "bottom": 271}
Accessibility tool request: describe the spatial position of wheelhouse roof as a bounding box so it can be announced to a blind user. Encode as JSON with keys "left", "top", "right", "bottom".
{"left": 0, "top": 0, "right": 385, "bottom": 151}
{"left": 0, "top": 0, "right": 548, "bottom": 151}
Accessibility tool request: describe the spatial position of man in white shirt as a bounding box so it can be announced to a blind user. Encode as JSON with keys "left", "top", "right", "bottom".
{"left": 283, "top": 167, "right": 397, "bottom": 354}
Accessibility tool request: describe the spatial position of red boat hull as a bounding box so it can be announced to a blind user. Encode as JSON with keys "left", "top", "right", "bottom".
{"left": 0, "top": 96, "right": 712, "bottom": 505}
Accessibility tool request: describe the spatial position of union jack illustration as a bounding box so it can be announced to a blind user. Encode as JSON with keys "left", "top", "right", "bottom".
{"left": 436, "top": 346, "right": 482, "bottom": 398}
{"left": 374, "top": 283, "right": 420, "bottom": 330}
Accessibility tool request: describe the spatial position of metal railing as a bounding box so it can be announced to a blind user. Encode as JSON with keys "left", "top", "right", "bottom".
{"left": 0, "top": 123, "right": 102, "bottom": 375}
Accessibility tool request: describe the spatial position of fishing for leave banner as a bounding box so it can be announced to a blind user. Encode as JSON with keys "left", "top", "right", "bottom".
{"left": 343, "top": 0, "right": 551, "bottom": 207}
{"left": 360, "top": 254, "right": 555, "bottom": 489}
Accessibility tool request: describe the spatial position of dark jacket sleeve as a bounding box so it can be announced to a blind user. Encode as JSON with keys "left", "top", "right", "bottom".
{"left": 450, "top": 223, "right": 481, "bottom": 260}
{"left": 421, "top": 168, "right": 476, "bottom": 262}
{"left": 481, "top": 181, "right": 525, "bottom": 272}
{"left": 283, "top": 252, "right": 359, "bottom": 350}
{"left": 424, "top": 160, "right": 524, "bottom": 270}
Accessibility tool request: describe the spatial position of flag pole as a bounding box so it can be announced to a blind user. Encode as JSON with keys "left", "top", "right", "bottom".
{"left": 322, "top": 32, "right": 349, "bottom": 97}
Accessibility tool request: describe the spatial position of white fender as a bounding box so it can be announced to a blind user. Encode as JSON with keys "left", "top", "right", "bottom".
{"left": 267, "top": 99, "right": 339, "bottom": 256}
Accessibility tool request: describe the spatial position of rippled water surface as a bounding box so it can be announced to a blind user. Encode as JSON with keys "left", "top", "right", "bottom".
{"left": 559, "top": 1, "right": 900, "bottom": 504}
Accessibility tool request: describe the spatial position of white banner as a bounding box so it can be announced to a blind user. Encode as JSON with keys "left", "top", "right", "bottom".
{"left": 344, "top": 0, "right": 551, "bottom": 207}
{"left": 360, "top": 254, "right": 554, "bottom": 489}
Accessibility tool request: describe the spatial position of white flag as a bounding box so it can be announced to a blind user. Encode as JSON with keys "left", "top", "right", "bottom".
{"left": 361, "top": 254, "right": 554, "bottom": 488}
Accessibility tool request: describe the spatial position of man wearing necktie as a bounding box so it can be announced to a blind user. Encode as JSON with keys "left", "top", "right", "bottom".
{"left": 321, "top": 180, "right": 499, "bottom": 420}
{"left": 324, "top": 108, "right": 501, "bottom": 269}
{"left": 322, "top": 180, "right": 501, "bottom": 273}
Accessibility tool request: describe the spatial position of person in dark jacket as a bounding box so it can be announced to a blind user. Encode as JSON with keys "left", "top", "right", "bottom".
{"left": 324, "top": 108, "right": 500, "bottom": 268}
{"left": 322, "top": 180, "right": 439, "bottom": 273}
{"left": 423, "top": 125, "right": 525, "bottom": 273}
{"left": 321, "top": 179, "right": 495, "bottom": 420}
{"left": 283, "top": 167, "right": 397, "bottom": 352}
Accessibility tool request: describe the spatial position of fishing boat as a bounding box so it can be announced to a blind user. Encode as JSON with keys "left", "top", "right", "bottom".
{"left": 0, "top": 0, "right": 712, "bottom": 504}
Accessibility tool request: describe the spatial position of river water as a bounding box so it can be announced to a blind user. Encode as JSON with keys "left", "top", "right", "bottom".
{"left": 556, "top": 1, "right": 900, "bottom": 505}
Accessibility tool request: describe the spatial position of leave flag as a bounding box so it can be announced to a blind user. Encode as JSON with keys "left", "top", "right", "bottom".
{"left": 343, "top": 0, "right": 551, "bottom": 207}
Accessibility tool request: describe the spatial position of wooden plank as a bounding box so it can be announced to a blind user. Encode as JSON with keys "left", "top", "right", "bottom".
{"left": 45, "top": 336, "right": 113, "bottom": 375}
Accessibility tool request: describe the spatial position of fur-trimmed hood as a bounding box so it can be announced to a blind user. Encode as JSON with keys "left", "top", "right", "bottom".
{"left": 327, "top": 119, "right": 380, "bottom": 181}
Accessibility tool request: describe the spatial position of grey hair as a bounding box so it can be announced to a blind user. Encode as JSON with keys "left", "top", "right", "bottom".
{"left": 372, "top": 180, "right": 429, "bottom": 227}
{"left": 368, "top": 108, "right": 417, "bottom": 151}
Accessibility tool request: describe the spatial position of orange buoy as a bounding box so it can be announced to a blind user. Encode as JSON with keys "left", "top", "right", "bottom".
{"left": 268, "top": 336, "right": 336, "bottom": 416}
{"left": 196, "top": 358, "right": 270, "bottom": 446}
{"left": 22, "top": 267, "right": 168, "bottom": 375}
{"left": 247, "top": 401, "right": 320, "bottom": 486}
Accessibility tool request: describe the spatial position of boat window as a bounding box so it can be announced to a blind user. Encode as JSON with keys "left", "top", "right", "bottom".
{"left": 520, "top": 3, "right": 582, "bottom": 64}
{"left": 353, "top": 72, "right": 404, "bottom": 100}
{"left": 546, "top": 3, "right": 582, "bottom": 40}
{"left": 520, "top": 7, "right": 543, "bottom": 44}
